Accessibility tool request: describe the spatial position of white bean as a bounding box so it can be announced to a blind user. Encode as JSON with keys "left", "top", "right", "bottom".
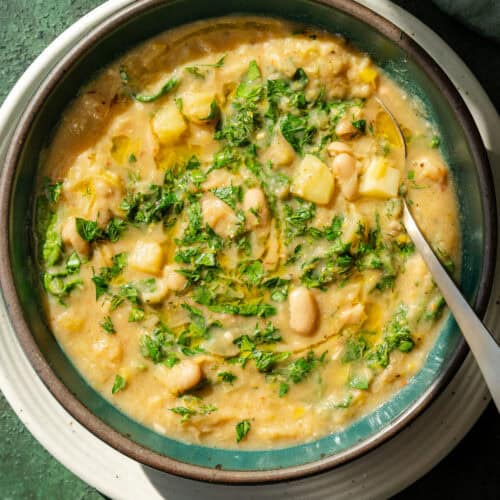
{"left": 331, "top": 152, "right": 358, "bottom": 201}
{"left": 289, "top": 287, "right": 318, "bottom": 336}
{"left": 243, "top": 187, "right": 269, "bottom": 228}
{"left": 327, "top": 141, "right": 352, "bottom": 156}
{"left": 414, "top": 155, "right": 447, "bottom": 184}
{"left": 167, "top": 360, "right": 202, "bottom": 395}
{"left": 335, "top": 118, "right": 357, "bottom": 137}
{"left": 201, "top": 193, "right": 238, "bottom": 239}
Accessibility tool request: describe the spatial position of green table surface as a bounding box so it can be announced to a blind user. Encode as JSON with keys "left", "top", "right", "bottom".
{"left": 0, "top": 1, "right": 499, "bottom": 498}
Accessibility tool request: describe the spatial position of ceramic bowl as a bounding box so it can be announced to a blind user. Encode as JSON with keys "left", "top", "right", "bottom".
{"left": 0, "top": 0, "right": 496, "bottom": 484}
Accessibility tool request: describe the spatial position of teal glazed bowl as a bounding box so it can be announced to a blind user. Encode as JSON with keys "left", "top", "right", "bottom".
{"left": 0, "top": 0, "right": 496, "bottom": 484}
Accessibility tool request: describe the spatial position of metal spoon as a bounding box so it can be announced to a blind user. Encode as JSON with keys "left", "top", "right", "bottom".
{"left": 376, "top": 98, "right": 500, "bottom": 411}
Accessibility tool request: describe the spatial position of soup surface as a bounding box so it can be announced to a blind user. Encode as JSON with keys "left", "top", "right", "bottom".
{"left": 36, "top": 17, "right": 459, "bottom": 449}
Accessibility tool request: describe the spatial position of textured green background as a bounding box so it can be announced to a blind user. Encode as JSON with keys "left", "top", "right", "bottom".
{"left": 0, "top": 1, "right": 498, "bottom": 499}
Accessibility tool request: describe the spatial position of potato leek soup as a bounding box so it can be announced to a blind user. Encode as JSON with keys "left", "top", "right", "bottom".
{"left": 35, "top": 17, "right": 459, "bottom": 448}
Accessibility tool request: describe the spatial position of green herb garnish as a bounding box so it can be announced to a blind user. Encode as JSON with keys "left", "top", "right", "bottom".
{"left": 236, "top": 419, "right": 251, "bottom": 442}
{"left": 112, "top": 375, "right": 126, "bottom": 394}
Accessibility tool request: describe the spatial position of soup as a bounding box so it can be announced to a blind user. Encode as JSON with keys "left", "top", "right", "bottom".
{"left": 35, "top": 17, "right": 459, "bottom": 448}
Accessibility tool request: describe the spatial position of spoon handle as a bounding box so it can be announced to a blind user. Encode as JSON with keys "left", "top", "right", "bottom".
{"left": 403, "top": 203, "right": 500, "bottom": 411}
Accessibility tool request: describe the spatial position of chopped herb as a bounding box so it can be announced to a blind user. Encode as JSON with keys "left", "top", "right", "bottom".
{"left": 169, "top": 406, "right": 196, "bottom": 421}
{"left": 217, "top": 372, "right": 237, "bottom": 384}
{"left": 65, "top": 252, "right": 81, "bottom": 274}
{"left": 280, "top": 113, "right": 316, "bottom": 154}
{"left": 211, "top": 185, "right": 242, "bottom": 209}
{"left": 206, "top": 55, "right": 226, "bottom": 68}
{"left": 43, "top": 273, "right": 82, "bottom": 303}
{"left": 323, "top": 214, "right": 344, "bottom": 241}
{"left": 238, "top": 259, "right": 265, "bottom": 287}
{"left": 140, "top": 322, "right": 176, "bottom": 364}
{"left": 101, "top": 316, "right": 115, "bottom": 334}
{"left": 283, "top": 198, "right": 316, "bottom": 242}
{"left": 119, "top": 66, "right": 179, "bottom": 103}
{"left": 423, "top": 295, "right": 446, "bottom": 321}
{"left": 341, "top": 336, "right": 369, "bottom": 363}
{"left": 236, "top": 419, "right": 251, "bottom": 442}
{"left": 214, "top": 60, "right": 263, "bottom": 147}
{"left": 262, "top": 277, "right": 290, "bottom": 302}
{"left": 39, "top": 209, "right": 62, "bottom": 266}
{"left": 76, "top": 217, "right": 128, "bottom": 244}
{"left": 111, "top": 374, "right": 126, "bottom": 394}
{"left": 200, "top": 99, "right": 220, "bottom": 121}
{"left": 128, "top": 307, "right": 145, "bottom": 322}
{"left": 368, "top": 304, "right": 414, "bottom": 368}
{"left": 334, "top": 394, "right": 353, "bottom": 409}
{"left": 76, "top": 218, "right": 104, "bottom": 242}
{"left": 206, "top": 300, "right": 276, "bottom": 318}
{"left": 184, "top": 56, "right": 226, "bottom": 79}
{"left": 185, "top": 66, "right": 205, "bottom": 79}
{"left": 111, "top": 282, "right": 140, "bottom": 310}
{"left": 284, "top": 351, "right": 327, "bottom": 384}
{"left": 431, "top": 135, "right": 441, "bottom": 148}
{"left": 375, "top": 274, "right": 396, "bottom": 291}
{"left": 91, "top": 252, "right": 128, "bottom": 299}
{"left": 231, "top": 323, "right": 286, "bottom": 371}
{"left": 435, "top": 246, "right": 455, "bottom": 274}
{"left": 46, "top": 181, "right": 63, "bottom": 203}
{"left": 348, "top": 374, "right": 369, "bottom": 390}
{"left": 352, "top": 119, "right": 366, "bottom": 133}
{"left": 170, "top": 401, "right": 217, "bottom": 422}
{"left": 106, "top": 218, "right": 128, "bottom": 243}
{"left": 278, "top": 382, "right": 289, "bottom": 397}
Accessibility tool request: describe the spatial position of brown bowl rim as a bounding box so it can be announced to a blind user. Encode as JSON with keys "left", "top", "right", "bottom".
{"left": 0, "top": 0, "right": 496, "bottom": 485}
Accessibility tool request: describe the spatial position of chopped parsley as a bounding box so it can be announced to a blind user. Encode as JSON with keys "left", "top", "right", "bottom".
{"left": 211, "top": 185, "right": 242, "bottom": 209}
{"left": 217, "top": 372, "right": 237, "bottom": 384}
{"left": 236, "top": 419, "right": 251, "bottom": 442}
{"left": 119, "top": 66, "right": 179, "bottom": 103}
{"left": 91, "top": 252, "right": 128, "bottom": 299}
{"left": 75, "top": 217, "right": 128, "bottom": 243}
{"left": 100, "top": 316, "right": 115, "bottom": 334}
{"left": 111, "top": 375, "right": 126, "bottom": 394}
{"left": 369, "top": 305, "right": 414, "bottom": 368}
{"left": 170, "top": 397, "right": 217, "bottom": 422}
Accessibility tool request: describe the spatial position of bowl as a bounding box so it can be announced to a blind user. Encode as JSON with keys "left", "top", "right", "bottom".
{"left": 0, "top": 0, "right": 496, "bottom": 484}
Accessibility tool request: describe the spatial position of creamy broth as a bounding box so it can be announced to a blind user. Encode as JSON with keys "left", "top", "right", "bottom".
{"left": 36, "top": 17, "right": 459, "bottom": 448}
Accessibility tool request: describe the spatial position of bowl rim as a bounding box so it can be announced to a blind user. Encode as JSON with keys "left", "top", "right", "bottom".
{"left": 0, "top": 0, "right": 496, "bottom": 485}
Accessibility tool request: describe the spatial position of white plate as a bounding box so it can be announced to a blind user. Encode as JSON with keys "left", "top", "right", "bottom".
{"left": 0, "top": 1, "right": 499, "bottom": 498}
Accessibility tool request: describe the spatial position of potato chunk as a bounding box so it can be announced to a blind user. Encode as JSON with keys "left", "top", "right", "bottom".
{"left": 181, "top": 92, "right": 216, "bottom": 123}
{"left": 291, "top": 154, "right": 335, "bottom": 205}
{"left": 163, "top": 264, "right": 187, "bottom": 291}
{"left": 152, "top": 102, "right": 187, "bottom": 144}
{"left": 130, "top": 240, "right": 164, "bottom": 274}
{"left": 359, "top": 157, "right": 400, "bottom": 199}
{"left": 262, "top": 131, "right": 296, "bottom": 166}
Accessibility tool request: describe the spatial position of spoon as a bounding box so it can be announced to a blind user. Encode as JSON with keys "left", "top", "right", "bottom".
{"left": 376, "top": 98, "right": 500, "bottom": 411}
